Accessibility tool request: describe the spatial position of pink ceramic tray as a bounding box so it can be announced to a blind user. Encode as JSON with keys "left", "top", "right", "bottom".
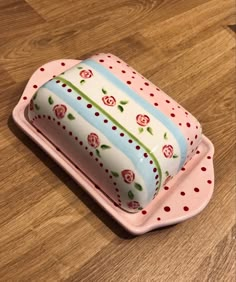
{"left": 12, "top": 59, "right": 215, "bottom": 235}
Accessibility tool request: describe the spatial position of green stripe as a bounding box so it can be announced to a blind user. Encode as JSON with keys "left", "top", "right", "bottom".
{"left": 58, "top": 76, "right": 162, "bottom": 187}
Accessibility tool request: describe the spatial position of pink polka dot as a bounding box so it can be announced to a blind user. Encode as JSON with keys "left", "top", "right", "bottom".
{"left": 99, "top": 59, "right": 104, "bottom": 63}
{"left": 186, "top": 122, "right": 191, "bottom": 127}
{"left": 142, "top": 210, "right": 147, "bottom": 215}
{"left": 183, "top": 206, "right": 189, "bottom": 211}
{"left": 180, "top": 191, "right": 185, "bottom": 196}
{"left": 194, "top": 187, "right": 200, "bottom": 192}
{"left": 40, "top": 68, "right": 44, "bottom": 72}
{"left": 33, "top": 85, "right": 38, "bottom": 89}
{"left": 61, "top": 62, "right": 65, "bottom": 66}
{"left": 23, "top": 96, "right": 27, "bottom": 100}
{"left": 201, "top": 167, "right": 207, "bottom": 171}
{"left": 127, "top": 81, "right": 131, "bottom": 85}
{"left": 207, "top": 180, "right": 212, "bottom": 184}
{"left": 164, "top": 206, "right": 171, "bottom": 212}
{"left": 67, "top": 89, "right": 72, "bottom": 93}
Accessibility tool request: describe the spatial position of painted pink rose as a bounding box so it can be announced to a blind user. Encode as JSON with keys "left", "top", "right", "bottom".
{"left": 136, "top": 114, "right": 150, "bottom": 126}
{"left": 29, "top": 99, "right": 34, "bottom": 111}
{"left": 87, "top": 133, "right": 100, "bottom": 148}
{"left": 102, "top": 96, "right": 116, "bottom": 106}
{"left": 127, "top": 201, "right": 140, "bottom": 209}
{"left": 80, "top": 69, "right": 93, "bottom": 78}
{"left": 53, "top": 104, "right": 67, "bottom": 119}
{"left": 122, "top": 169, "right": 135, "bottom": 184}
{"left": 162, "top": 145, "right": 174, "bottom": 158}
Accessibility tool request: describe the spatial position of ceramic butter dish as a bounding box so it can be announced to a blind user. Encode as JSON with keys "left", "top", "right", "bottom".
{"left": 27, "top": 53, "right": 202, "bottom": 213}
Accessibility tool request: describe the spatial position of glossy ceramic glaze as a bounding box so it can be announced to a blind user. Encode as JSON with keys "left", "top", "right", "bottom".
{"left": 27, "top": 54, "right": 202, "bottom": 212}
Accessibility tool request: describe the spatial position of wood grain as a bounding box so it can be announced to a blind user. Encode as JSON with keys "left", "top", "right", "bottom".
{"left": 0, "top": 0, "right": 235, "bottom": 281}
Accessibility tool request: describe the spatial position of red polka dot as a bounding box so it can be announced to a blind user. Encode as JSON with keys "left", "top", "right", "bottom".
{"left": 127, "top": 81, "right": 131, "bottom": 85}
{"left": 38, "top": 115, "right": 41, "bottom": 119}
{"left": 156, "top": 181, "right": 159, "bottom": 185}
{"left": 95, "top": 112, "right": 99, "bottom": 116}
{"left": 113, "top": 182, "right": 117, "bottom": 186}
{"left": 121, "top": 70, "right": 126, "bottom": 73}
{"left": 43, "top": 115, "right": 46, "bottom": 118}
{"left": 150, "top": 160, "right": 153, "bottom": 164}
{"left": 140, "top": 88, "right": 143, "bottom": 91}
{"left": 23, "top": 96, "right": 27, "bottom": 100}
{"left": 142, "top": 210, "right": 147, "bottom": 215}
{"left": 62, "top": 84, "right": 66, "bottom": 87}
{"left": 150, "top": 93, "right": 154, "bottom": 97}
{"left": 207, "top": 156, "right": 211, "bottom": 159}
{"left": 117, "top": 60, "right": 121, "bottom": 63}
{"left": 77, "top": 96, "right": 81, "bottom": 100}
{"left": 67, "top": 89, "right": 72, "bottom": 92}
{"left": 179, "top": 123, "right": 182, "bottom": 126}
{"left": 128, "top": 139, "right": 133, "bottom": 143}
{"left": 33, "top": 85, "right": 38, "bottom": 89}
{"left": 195, "top": 135, "right": 198, "bottom": 139}
{"left": 87, "top": 104, "right": 92, "bottom": 108}
{"left": 52, "top": 118, "right": 55, "bottom": 121}
{"left": 112, "top": 126, "right": 117, "bottom": 130}
{"left": 186, "top": 122, "right": 191, "bottom": 127}
{"left": 183, "top": 206, "right": 189, "bottom": 211}
{"left": 100, "top": 163, "right": 103, "bottom": 167}
{"left": 164, "top": 186, "right": 169, "bottom": 190}
{"left": 104, "top": 119, "right": 108, "bottom": 123}
{"left": 99, "top": 59, "right": 104, "bottom": 63}
{"left": 120, "top": 133, "right": 124, "bottom": 137}
{"left": 170, "top": 113, "right": 175, "bottom": 117}
{"left": 107, "top": 55, "right": 111, "bottom": 58}
{"left": 166, "top": 100, "right": 170, "bottom": 103}
{"left": 144, "top": 153, "right": 148, "bottom": 158}
{"left": 115, "top": 188, "right": 119, "bottom": 192}
{"left": 85, "top": 146, "right": 88, "bottom": 150}
{"left": 194, "top": 187, "right": 200, "bottom": 192}
{"left": 164, "top": 206, "right": 171, "bottom": 212}
{"left": 144, "top": 82, "right": 149, "bottom": 86}
{"left": 155, "top": 175, "right": 159, "bottom": 179}
{"left": 109, "top": 175, "right": 112, "bottom": 179}
{"left": 57, "top": 121, "right": 60, "bottom": 126}
{"left": 156, "top": 87, "right": 160, "bottom": 91}
{"left": 48, "top": 116, "right": 51, "bottom": 120}
{"left": 196, "top": 150, "right": 200, "bottom": 154}
{"left": 62, "top": 126, "right": 66, "bottom": 130}
{"left": 153, "top": 168, "right": 157, "bottom": 172}
{"left": 117, "top": 194, "right": 120, "bottom": 198}
{"left": 105, "top": 169, "right": 109, "bottom": 173}
{"left": 180, "top": 191, "right": 185, "bottom": 196}
{"left": 132, "top": 76, "right": 135, "bottom": 79}
{"left": 69, "top": 131, "right": 72, "bottom": 136}
{"left": 109, "top": 66, "right": 113, "bottom": 69}
{"left": 185, "top": 112, "right": 188, "bottom": 115}
{"left": 172, "top": 108, "right": 175, "bottom": 110}
{"left": 157, "top": 217, "right": 161, "bottom": 221}
{"left": 133, "top": 71, "right": 136, "bottom": 74}
{"left": 207, "top": 180, "right": 212, "bottom": 184}
{"left": 187, "top": 138, "right": 190, "bottom": 141}
{"left": 154, "top": 102, "right": 158, "bottom": 106}
{"left": 190, "top": 141, "right": 193, "bottom": 145}
{"left": 53, "top": 75, "right": 56, "bottom": 78}
{"left": 201, "top": 167, "right": 207, "bottom": 171}
{"left": 40, "top": 67, "right": 44, "bottom": 71}
{"left": 95, "top": 158, "right": 98, "bottom": 161}
{"left": 181, "top": 167, "right": 186, "bottom": 171}
{"left": 136, "top": 145, "right": 140, "bottom": 150}
{"left": 89, "top": 152, "right": 93, "bottom": 157}
{"left": 75, "top": 137, "right": 78, "bottom": 141}
{"left": 61, "top": 62, "right": 65, "bottom": 66}
{"left": 79, "top": 141, "right": 83, "bottom": 145}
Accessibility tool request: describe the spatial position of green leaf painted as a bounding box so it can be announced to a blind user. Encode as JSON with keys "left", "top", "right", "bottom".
{"left": 48, "top": 96, "right": 54, "bottom": 105}
{"left": 117, "top": 105, "right": 124, "bottom": 112}
{"left": 35, "top": 104, "right": 40, "bottom": 110}
{"left": 134, "top": 182, "right": 143, "bottom": 191}
{"left": 173, "top": 154, "right": 178, "bottom": 158}
{"left": 165, "top": 171, "right": 169, "bottom": 177}
{"left": 164, "top": 132, "right": 168, "bottom": 140}
{"left": 77, "top": 66, "right": 83, "bottom": 69}
{"left": 120, "top": 100, "right": 128, "bottom": 105}
{"left": 80, "top": 79, "right": 85, "bottom": 84}
{"left": 111, "top": 171, "right": 119, "bottom": 177}
{"left": 96, "top": 149, "right": 101, "bottom": 158}
{"left": 33, "top": 92, "right": 37, "bottom": 100}
{"left": 67, "top": 113, "right": 75, "bottom": 120}
{"left": 101, "top": 144, "right": 111, "bottom": 150}
{"left": 128, "top": 190, "right": 134, "bottom": 200}
{"left": 138, "top": 127, "right": 144, "bottom": 134}
{"left": 147, "top": 127, "right": 153, "bottom": 135}
{"left": 102, "top": 88, "right": 107, "bottom": 94}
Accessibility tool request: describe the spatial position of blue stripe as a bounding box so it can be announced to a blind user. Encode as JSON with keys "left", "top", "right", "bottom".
{"left": 83, "top": 59, "right": 187, "bottom": 169}
{"left": 44, "top": 81, "right": 156, "bottom": 202}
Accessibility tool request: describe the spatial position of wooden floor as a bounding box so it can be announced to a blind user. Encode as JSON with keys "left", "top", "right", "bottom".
{"left": 0, "top": 0, "right": 235, "bottom": 281}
